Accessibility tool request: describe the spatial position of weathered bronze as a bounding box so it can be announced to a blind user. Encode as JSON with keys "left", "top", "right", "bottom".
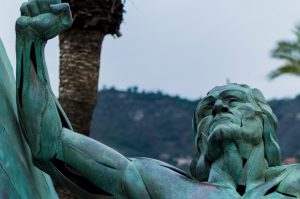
{"left": 0, "top": 30, "right": 58, "bottom": 199}
{"left": 2, "top": 0, "right": 300, "bottom": 198}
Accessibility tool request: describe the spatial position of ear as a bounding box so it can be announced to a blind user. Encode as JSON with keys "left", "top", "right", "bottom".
{"left": 262, "top": 114, "right": 281, "bottom": 167}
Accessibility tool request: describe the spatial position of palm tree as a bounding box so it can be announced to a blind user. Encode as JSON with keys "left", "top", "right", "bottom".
{"left": 59, "top": 0, "right": 124, "bottom": 135}
{"left": 55, "top": 2, "right": 124, "bottom": 198}
{"left": 269, "top": 25, "right": 300, "bottom": 79}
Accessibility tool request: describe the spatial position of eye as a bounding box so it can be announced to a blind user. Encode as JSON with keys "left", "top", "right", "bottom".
{"left": 227, "top": 97, "right": 241, "bottom": 105}
{"left": 229, "top": 97, "right": 238, "bottom": 102}
{"left": 202, "top": 105, "right": 213, "bottom": 117}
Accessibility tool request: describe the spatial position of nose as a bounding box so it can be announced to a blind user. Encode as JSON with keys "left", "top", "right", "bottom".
{"left": 212, "top": 100, "right": 229, "bottom": 116}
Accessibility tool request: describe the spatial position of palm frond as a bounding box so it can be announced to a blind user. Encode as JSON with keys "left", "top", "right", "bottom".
{"left": 293, "top": 25, "right": 300, "bottom": 41}
{"left": 269, "top": 25, "right": 300, "bottom": 80}
{"left": 272, "top": 41, "right": 300, "bottom": 64}
{"left": 268, "top": 65, "right": 300, "bottom": 79}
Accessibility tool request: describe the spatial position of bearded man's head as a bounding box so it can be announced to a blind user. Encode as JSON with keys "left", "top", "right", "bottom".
{"left": 190, "top": 84, "right": 281, "bottom": 181}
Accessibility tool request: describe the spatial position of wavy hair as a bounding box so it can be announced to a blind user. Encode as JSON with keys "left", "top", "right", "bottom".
{"left": 189, "top": 84, "right": 281, "bottom": 181}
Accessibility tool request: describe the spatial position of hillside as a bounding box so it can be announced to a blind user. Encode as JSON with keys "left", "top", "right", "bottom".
{"left": 90, "top": 88, "right": 300, "bottom": 170}
{"left": 269, "top": 96, "right": 300, "bottom": 158}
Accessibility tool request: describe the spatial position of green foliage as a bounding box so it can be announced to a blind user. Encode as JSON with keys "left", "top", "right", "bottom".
{"left": 269, "top": 25, "right": 300, "bottom": 79}
{"left": 91, "top": 89, "right": 198, "bottom": 170}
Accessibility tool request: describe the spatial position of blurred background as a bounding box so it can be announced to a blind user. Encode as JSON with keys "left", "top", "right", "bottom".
{"left": 2, "top": 0, "right": 300, "bottom": 172}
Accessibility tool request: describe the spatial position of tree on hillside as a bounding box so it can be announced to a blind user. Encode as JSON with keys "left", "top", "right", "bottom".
{"left": 59, "top": 0, "right": 124, "bottom": 135}
{"left": 269, "top": 25, "right": 300, "bottom": 79}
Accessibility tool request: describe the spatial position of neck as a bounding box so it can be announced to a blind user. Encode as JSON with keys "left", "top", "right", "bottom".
{"left": 207, "top": 141, "right": 268, "bottom": 195}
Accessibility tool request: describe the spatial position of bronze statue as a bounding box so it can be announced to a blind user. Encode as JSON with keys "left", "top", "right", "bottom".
{"left": 0, "top": 38, "right": 58, "bottom": 198}
{"left": 1, "top": 0, "right": 300, "bottom": 198}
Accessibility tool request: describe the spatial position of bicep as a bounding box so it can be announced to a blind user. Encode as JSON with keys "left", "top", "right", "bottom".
{"left": 57, "top": 128, "right": 150, "bottom": 198}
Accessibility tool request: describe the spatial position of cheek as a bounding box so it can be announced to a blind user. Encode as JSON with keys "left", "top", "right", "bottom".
{"left": 241, "top": 117, "right": 264, "bottom": 144}
{"left": 232, "top": 105, "right": 264, "bottom": 144}
{"left": 236, "top": 104, "right": 257, "bottom": 119}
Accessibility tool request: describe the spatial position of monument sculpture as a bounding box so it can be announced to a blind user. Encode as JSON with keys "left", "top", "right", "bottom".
{"left": 0, "top": 0, "right": 299, "bottom": 198}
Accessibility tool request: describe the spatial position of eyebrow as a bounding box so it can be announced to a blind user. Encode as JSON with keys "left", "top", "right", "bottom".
{"left": 200, "top": 96, "right": 216, "bottom": 105}
{"left": 219, "top": 90, "right": 247, "bottom": 100}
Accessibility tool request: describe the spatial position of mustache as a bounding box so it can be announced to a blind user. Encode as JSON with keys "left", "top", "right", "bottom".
{"left": 196, "top": 109, "right": 262, "bottom": 147}
{"left": 209, "top": 112, "right": 238, "bottom": 128}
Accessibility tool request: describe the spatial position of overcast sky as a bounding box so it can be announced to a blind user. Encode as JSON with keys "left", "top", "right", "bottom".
{"left": 2, "top": 0, "right": 300, "bottom": 100}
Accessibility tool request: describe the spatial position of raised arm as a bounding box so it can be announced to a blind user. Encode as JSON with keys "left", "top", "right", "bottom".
{"left": 15, "top": 1, "right": 150, "bottom": 198}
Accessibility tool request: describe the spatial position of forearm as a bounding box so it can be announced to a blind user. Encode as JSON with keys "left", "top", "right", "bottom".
{"left": 16, "top": 31, "right": 50, "bottom": 89}
{"left": 16, "top": 31, "right": 63, "bottom": 160}
{"left": 15, "top": 3, "right": 73, "bottom": 151}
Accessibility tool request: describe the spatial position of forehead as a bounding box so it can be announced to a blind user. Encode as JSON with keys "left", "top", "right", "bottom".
{"left": 205, "top": 84, "right": 251, "bottom": 100}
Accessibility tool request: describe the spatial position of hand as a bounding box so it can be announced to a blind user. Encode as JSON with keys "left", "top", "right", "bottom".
{"left": 16, "top": 0, "right": 72, "bottom": 40}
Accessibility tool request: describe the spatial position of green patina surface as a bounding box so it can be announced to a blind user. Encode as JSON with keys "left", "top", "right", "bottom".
{"left": 0, "top": 0, "right": 300, "bottom": 198}
{"left": 0, "top": 39, "right": 57, "bottom": 198}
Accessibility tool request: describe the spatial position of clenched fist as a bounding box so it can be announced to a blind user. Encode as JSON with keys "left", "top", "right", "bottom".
{"left": 16, "top": 0, "right": 72, "bottom": 40}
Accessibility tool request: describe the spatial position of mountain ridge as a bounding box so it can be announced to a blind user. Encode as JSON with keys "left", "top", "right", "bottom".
{"left": 90, "top": 88, "right": 300, "bottom": 170}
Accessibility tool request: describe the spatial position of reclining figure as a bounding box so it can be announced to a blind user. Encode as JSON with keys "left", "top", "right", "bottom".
{"left": 14, "top": 0, "right": 300, "bottom": 198}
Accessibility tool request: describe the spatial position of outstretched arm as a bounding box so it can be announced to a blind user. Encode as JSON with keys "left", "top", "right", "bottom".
{"left": 16, "top": 1, "right": 150, "bottom": 198}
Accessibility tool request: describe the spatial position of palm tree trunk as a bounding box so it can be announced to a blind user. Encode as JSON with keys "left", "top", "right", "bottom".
{"left": 59, "top": 28, "right": 104, "bottom": 135}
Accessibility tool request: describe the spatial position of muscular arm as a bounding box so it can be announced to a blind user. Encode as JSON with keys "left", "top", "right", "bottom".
{"left": 15, "top": 1, "right": 150, "bottom": 198}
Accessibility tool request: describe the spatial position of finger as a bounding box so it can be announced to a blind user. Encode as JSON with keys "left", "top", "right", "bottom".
{"left": 49, "top": 3, "right": 68, "bottom": 15}
{"left": 29, "top": 0, "right": 60, "bottom": 2}
{"left": 20, "top": 2, "right": 31, "bottom": 17}
{"left": 15, "top": 16, "right": 31, "bottom": 33}
{"left": 27, "top": 1, "right": 40, "bottom": 17}
{"left": 38, "top": 1, "right": 51, "bottom": 13}
{"left": 36, "top": 0, "right": 61, "bottom": 4}
{"left": 50, "top": 3, "right": 73, "bottom": 28}
{"left": 37, "top": 0, "right": 60, "bottom": 13}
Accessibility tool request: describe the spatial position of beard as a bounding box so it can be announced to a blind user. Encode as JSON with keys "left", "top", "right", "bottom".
{"left": 197, "top": 112, "right": 263, "bottom": 162}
